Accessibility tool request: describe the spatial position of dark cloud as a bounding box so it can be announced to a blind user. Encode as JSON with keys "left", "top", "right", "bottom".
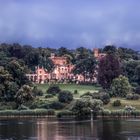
{"left": 0, "top": 0, "right": 140, "bottom": 50}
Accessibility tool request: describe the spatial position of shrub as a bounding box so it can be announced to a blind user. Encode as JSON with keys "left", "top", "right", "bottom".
{"left": 0, "top": 102, "right": 17, "bottom": 110}
{"left": 124, "top": 105, "right": 136, "bottom": 112}
{"left": 135, "top": 86, "right": 140, "bottom": 94}
{"left": 29, "top": 100, "right": 49, "bottom": 109}
{"left": 100, "top": 93, "right": 110, "bottom": 105}
{"left": 111, "top": 75, "right": 132, "bottom": 97}
{"left": 80, "top": 92, "right": 100, "bottom": 99}
{"left": 47, "top": 85, "right": 61, "bottom": 95}
{"left": 71, "top": 98, "right": 103, "bottom": 118}
{"left": 133, "top": 94, "right": 140, "bottom": 100}
{"left": 58, "top": 90, "right": 73, "bottom": 103}
{"left": 126, "top": 94, "right": 139, "bottom": 100}
{"left": 32, "top": 87, "right": 44, "bottom": 96}
{"left": 112, "top": 100, "right": 121, "bottom": 107}
{"left": 90, "top": 99, "right": 103, "bottom": 113}
{"left": 49, "top": 101, "right": 65, "bottom": 110}
{"left": 81, "top": 91, "right": 110, "bottom": 105}
{"left": 18, "top": 105, "right": 29, "bottom": 110}
{"left": 45, "top": 94, "right": 54, "bottom": 98}
{"left": 74, "top": 90, "right": 78, "bottom": 94}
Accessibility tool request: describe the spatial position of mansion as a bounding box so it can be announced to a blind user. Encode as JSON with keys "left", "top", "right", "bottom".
{"left": 26, "top": 48, "right": 106, "bottom": 84}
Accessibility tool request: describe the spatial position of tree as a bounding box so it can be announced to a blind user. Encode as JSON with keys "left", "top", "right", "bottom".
{"left": 118, "top": 47, "right": 139, "bottom": 61}
{"left": 6, "top": 60, "right": 29, "bottom": 86}
{"left": 98, "top": 54, "right": 121, "bottom": 89}
{"left": 134, "top": 65, "right": 140, "bottom": 85}
{"left": 103, "top": 45, "right": 117, "bottom": 54}
{"left": 15, "top": 85, "right": 33, "bottom": 106}
{"left": 71, "top": 98, "right": 103, "bottom": 118}
{"left": 75, "top": 47, "right": 92, "bottom": 61}
{"left": 73, "top": 57, "right": 97, "bottom": 82}
{"left": 111, "top": 75, "right": 132, "bottom": 97}
{"left": 122, "top": 60, "right": 140, "bottom": 84}
{"left": 90, "top": 99, "right": 103, "bottom": 114}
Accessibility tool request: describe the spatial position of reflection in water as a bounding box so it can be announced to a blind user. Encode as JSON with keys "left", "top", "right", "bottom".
{"left": 0, "top": 118, "right": 140, "bottom": 140}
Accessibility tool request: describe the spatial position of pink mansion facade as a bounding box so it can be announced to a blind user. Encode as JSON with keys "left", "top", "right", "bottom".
{"left": 26, "top": 48, "right": 105, "bottom": 84}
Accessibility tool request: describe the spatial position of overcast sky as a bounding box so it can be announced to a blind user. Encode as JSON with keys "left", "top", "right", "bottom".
{"left": 0, "top": 0, "right": 140, "bottom": 50}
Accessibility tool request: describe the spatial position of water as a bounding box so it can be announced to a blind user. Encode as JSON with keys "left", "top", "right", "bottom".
{"left": 0, "top": 117, "right": 140, "bottom": 140}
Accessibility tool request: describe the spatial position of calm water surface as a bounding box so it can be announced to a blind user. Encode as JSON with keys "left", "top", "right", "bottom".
{"left": 0, "top": 117, "right": 140, "bottom": 140}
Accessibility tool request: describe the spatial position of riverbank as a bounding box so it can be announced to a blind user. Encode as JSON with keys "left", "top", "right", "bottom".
{"left": 1, "top": 109, "right": 140, "bottom": 119}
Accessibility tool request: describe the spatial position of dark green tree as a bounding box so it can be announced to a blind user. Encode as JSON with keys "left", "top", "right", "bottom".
{"left": 98, "top": 54, "right": 121, "bottom": 89}
{"left": 73, "top": 57, "right": 97, "bottom": 82}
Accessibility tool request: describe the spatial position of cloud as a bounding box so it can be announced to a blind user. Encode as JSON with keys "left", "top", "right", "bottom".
{"left": 0, "top": 0, "right": 139, "bottom": 50}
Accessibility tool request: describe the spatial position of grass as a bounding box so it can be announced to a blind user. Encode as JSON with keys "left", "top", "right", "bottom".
{"left": 37, "top": 84, "right": 140, "bottom": 111}
{"left": 104, "top": 98, "right": 140, "bottom": 110}
{"left": 36, "top": 83, "right": 101, "bottom": 98}
{"left": 1, "top": 84, "right": 140, "bottom": 117}
{"left": 0, "top": 109, "right": 55, "bottom": 116}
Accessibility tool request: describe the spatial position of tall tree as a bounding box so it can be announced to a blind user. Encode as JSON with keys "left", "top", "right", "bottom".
{"left": 73, "top": 57, "right": 97, "bottom": 82}
{"left": 98, "top": 54, "right": 121, "bottom": 89}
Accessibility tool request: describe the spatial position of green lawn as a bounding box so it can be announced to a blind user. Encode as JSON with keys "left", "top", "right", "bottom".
{"left": 104, "top": 97, "right": 140, "bottom": 110}
{"left": 36, "top": 83, "right": 101, "bottom": 98}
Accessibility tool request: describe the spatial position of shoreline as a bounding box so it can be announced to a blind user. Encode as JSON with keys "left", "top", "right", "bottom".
{"left": 0, "top": 109, "right": 140, "bottom": 119}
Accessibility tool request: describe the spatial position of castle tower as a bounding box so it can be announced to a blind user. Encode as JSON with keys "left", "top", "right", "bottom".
{"left": 93, "top": 48, "right": 99, "bottom": 58}
{"left": 50, "top": 53, "right": 55, "bottom": 58}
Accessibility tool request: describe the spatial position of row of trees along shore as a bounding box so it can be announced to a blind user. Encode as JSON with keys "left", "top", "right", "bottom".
{"left": 0, "top": 43, "right": 140, "bottom": 116}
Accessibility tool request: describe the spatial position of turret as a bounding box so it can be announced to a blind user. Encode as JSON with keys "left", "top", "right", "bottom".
{"left": 93, "top": 48, "right": 99, "bottom": 58}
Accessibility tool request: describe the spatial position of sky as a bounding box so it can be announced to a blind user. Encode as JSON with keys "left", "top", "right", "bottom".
{"left": 0, "top": 0, "right": 140, "bottom": 50}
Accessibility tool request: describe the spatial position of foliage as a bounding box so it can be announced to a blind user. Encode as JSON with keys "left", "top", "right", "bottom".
{"left": 81, "top": 91, "right": 110, "bottom": 105}
{"left": 75, "top": 47, "right": 93, "bottom": 61}
{"left": 73, "top": 57, "right": 97, "bottom": 82}
{"left": 45, "top": 94, "right": 54, "bottom": 98}
{"left": 112, "top": 100, "right": 121, "bottom": 107}
{"left": 49, "top": 101, "right": 65, "bottom": 110}
{"left": 126, "top": 94, "right": 139, "bottom": 100}
{"left": 71, "top": 98, "right": 103, "bottom": 118}
{"left": 124, "top": 105, "right": 136, "bottom": 112}
{"left": 15, "top": 85, "right": 33, "bottom": 106}
{"left": 103, "top": 45, "right": 117, "bottom": 54}
{"left": 90, "top": 99, "right": 103, "bottom": 112}
{"left": 58, "top": 90, "right": 73, "bottom": 103}
{"left": 100, "top": 93, "right": 110, "bottom": 105}
{"left": 98, "top": 54, "right": 121, "bottom": 89}
{"left": 134, "top": 65, "right": 140, "bottom": 85}
{"left": 111, "top": 75, "right": 132, "bottom": 97}
{"left": 32, "top": 86, "right": 44, "bottom": 96}
{"left": 47, "top": 85, "right": 61, "bottom": 95}
{"left": 17, "top": 105, "right": 29, "bottom": 110}
{"left": 74, "top": 90, "right": 78, "bottom": 94}
{"left": 135, "top": 86, "right": 140, "bottom": 94}
{"left": 0, "top": 66, "right": 19, "bottom": 101}
{"left": 29, "top": 99, "right": 49, "bottom": 109}
{"left": 122, "top": 60, "right": 140, "bottom": 84}
{"left": 57, "top": 110, "right": 75, "bottom": 118}
{"left": 0, "top": 109, "right": 55, "bottom": 116}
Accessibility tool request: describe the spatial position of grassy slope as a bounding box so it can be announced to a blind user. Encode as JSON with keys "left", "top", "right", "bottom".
{"left": 37, "top": 84, "right": 140, "bottom": 111}
{"left": 104, "top": 98, "right": 140, "bottom": 110}
{"left": 36, "top": 84, "right": 100, "bottom": 98}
